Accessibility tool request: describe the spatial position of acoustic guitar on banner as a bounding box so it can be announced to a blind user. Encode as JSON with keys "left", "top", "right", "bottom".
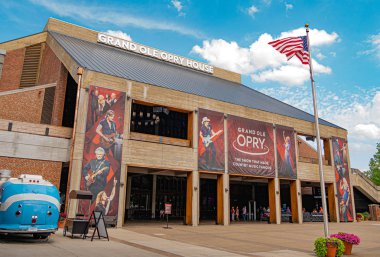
{"left": 100, "top": 133, "right": 123, "bottom": 149}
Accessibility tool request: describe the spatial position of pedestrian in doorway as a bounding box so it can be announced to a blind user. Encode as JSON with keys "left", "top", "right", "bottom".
{"left": 242, "top": 206, "right": 247, "bottom": 221}
{"left": 231, "top": 207, "right": 235, "bottom": 221}
{"left": 236, "top": 207, "right": 240, "bottom": 221}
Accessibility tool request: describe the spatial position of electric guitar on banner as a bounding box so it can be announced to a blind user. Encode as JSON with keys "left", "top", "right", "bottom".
{"left": 85, "top": 166, "right": 109, "bottom": 189}
{"left": 202, "top": 130, "right": 223, "bottom": 147}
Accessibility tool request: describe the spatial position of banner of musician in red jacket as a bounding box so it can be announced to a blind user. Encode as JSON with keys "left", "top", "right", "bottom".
{"left": 198, "top": 108, "right": 224, "bottom": 171}
{"left": 79, "top": 85, "right": 125, "bottom": 218}
{"left": 276, "top": 126, "right": 297, "bottom": 179}
{"left": 227, "top": 115, "right": 275, "bottom": 177}
{"left": 332, "top": 137, "right": 353, "bottom": 222}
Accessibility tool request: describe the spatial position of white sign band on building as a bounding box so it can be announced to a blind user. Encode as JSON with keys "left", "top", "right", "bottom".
{"left": 97, "top": 33, "right": 214, "bottom": 74}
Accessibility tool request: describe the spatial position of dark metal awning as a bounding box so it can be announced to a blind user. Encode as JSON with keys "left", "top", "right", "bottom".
{"left": 69, "top": 190, "right": 93, "bottom": 200}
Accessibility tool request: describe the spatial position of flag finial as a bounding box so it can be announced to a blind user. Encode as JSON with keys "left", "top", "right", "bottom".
{"left": 305, "top": 23, "right": 309, "bottom": 28}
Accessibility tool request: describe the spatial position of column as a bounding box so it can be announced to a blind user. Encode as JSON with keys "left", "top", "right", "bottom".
{"left": 185, "top": 171, "right": 193, "bottom": 225}
{"left": 117, "top": 89, "right": 132, "bottom": 227}
{"left": 151, "top": 174, "right": 157, "bottom": 219}
{"left": 296, "top": 179, "right": 303, "bottom": 224}
{"left": 192, "top": 171, "right": 199, "bottom": 226}
{"left": 192, "top": 110, "right": 199, "bottom": 226}
{"left": 268, "top": 178, "right": 277, "bottom": 224}
{"left": 273, "top": 126, "right": 281, "bottom": 224}
{"left": 67, "top": 84, "right": 89, "bottom": 218}
{"left": 117, "top": 165, "right": 127, "bottom": 227}
{"left": 275, "top": 178, "right": 281, "bottom": 224}
{"left": 223, "top": 113, "right": 230, "bottom": 226}
{"left": 327, "top": 183, "right": 337, "bottom": 222}
{"left": 217, "top": 174, "right": 224, "bottom": 224}
{"left": 223, "top": 173, "right": 230, "bottom": 225}
{"left": 290, "top": 180, "right": 299, "bottom": 223}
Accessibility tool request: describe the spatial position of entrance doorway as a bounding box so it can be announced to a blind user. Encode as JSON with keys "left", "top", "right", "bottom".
{"left": 229, "top": 177, "right": 272, "bottom": 223}
{"left": 199, "top": 178, "right": 217, "bottom": 222}
{"left": 301, "top": 181, "right": 336, "bottom": 222}
{"left": 125, "top": 167, "right": 189, "bottom": 223}
{"left": 279, "top": 180, "right": 299, "bottom": 223}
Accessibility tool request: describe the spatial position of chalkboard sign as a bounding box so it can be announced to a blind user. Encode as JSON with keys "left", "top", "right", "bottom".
{"left": 89, "top": 211, "right": 109, "bottom": 241}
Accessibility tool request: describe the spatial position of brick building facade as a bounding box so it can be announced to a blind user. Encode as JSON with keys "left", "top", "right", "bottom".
{"left": 1, "top": 18, "right": 372, "bottom": 227}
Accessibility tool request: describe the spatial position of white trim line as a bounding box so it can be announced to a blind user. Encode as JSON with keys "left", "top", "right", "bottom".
{"left": 0, "top": 193, "right": 60, "bottom": 211}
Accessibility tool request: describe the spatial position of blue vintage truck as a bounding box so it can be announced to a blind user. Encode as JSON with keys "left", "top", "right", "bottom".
{"left": 0, "top": 170, "right": 60, "bottom": 239}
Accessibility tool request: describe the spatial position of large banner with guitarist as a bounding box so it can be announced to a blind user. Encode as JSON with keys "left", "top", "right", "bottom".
{"left": 198, "top": 108, "right": 224, "bottom": 171}
{"left": 228, "top": 115, "right": 275, "bottom": 177}
{"left": 276, "top": 125, "right": 297, "bottom": 179}
{"left": 332, "top": 137, "right": 353, "bottom": 222}
{"left": 79, "top": 85, "right": 125, "bottom": 218}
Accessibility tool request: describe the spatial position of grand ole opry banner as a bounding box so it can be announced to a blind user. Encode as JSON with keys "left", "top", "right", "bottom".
{"left": 198, "top": 108, "right": 225, "bottom": 171}
{"left": 227, "top": 115, "right": 275, "bottom": 176}
{"left": 332, "top": 137, "right": 353, "bottom": 222}
{"left": 79, "top": 85, "right": 126, "bottom": 218}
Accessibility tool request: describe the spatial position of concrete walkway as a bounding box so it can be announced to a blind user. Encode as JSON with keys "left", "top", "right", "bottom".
{"left": 1, "top": 221, "right": 379, "bottom": 256}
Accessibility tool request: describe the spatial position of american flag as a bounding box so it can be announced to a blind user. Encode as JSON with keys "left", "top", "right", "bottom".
{"left": 268, "top": 36, "right": 310, "bottom": 65}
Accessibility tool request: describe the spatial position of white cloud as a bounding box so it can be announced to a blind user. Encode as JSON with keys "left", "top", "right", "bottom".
{"left": 171, "top": 0, "right": 185, "bottom": 16}
{"left": 353, "top": 124, "right": 380, "bottom": 139}
{"left": 285, "top": 3, "right": 293, "bottom": 11}
{"left": 316, "top": 52, "right": 326, "bottom": 60}
{"left": 259, "top": 86, "right": 380, "bottom": 170}
{"left": 359, "top": 33, "right": 380, "bottom": 60}
{"left": 29, "top": 0, "right": 204, "bottom": 38}
{"left": 192, "top": 27, "right": 338, "bottom": 86}
{"left": 247, "top": 5, "right": 259, "bottom": 17}
{"left": 279, "top": 28, "right": 339, "bottom": 46}
{"left": 171, "top": 0, "right": 183, "bottom": 12}
{"left": 104, "top": 30, "right": 132, "bottom": 41}
{"left": 262, "top": 0, "right": 272, "bottom": 6}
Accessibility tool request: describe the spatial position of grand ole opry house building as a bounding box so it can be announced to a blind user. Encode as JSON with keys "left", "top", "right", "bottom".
{"left": 0, "top": 18, "right": 379, "bottom": 227}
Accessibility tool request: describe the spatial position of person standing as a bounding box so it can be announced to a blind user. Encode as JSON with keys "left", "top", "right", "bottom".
{"left": 236, "top": 207, "right": 240, "bottom": 221}
{"left": 242, "top": 206, "right": 247, "bottom": 221}
{"left": 231, "top": 207, "right": 235, "bottom": 222}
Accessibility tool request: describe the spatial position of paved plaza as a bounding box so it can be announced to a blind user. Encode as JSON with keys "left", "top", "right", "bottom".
{"left": 0, "top": 221, "right": 379, "bottom": 256}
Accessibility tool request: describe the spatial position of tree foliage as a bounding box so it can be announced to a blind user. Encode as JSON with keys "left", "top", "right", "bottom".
{"left": 365, "top": 143, "right": 380, "bottom": 186}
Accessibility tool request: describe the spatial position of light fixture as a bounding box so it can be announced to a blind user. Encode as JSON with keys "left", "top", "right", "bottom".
{"left": 194, "top": 186, "right": 198, "bottom": 191}
{"left": 276, "top": 191, "right": 279, "bottom": 195}
{"left": 225, "top": 188, "right": 229, "bottom": 193}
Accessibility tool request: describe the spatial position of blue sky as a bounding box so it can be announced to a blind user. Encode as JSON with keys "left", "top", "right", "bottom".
{"left": 1, "top": 0, "right": 379, "bottom": 170}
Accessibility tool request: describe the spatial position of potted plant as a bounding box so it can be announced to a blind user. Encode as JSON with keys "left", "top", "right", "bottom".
{"left": 314, "top": 237, "right": 345, "bottom": 257}
{"left": 58, "top": 213, "right": 67, "bottom": 228}
{"left": 356, "top": 213, "right": 364, "bottom": 222}
{"left": 362, "top": 212, "right": 370, "bottom": 221}
{"left": 331, "top": 232, "right": 360, "bottom": 255}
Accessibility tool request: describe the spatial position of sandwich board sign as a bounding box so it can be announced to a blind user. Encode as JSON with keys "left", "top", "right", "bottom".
{"left": 164, "top": 203, "right": 172, "bottom": 229}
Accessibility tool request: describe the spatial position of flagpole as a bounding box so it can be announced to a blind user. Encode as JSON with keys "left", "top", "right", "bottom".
{"left": 305, "top": 23, "right": 329, "bottom": 237}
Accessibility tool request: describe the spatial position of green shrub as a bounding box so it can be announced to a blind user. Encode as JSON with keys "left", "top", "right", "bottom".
{"left": 362, "top": 212, "right": 370, "bottom": 218}
{"left": 314, "top": 237, "right": 345, "bottom": 257}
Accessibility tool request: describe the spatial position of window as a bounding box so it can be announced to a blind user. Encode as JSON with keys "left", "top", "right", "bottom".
{"left": 130, "top": 102, "right": 188, "bottom": 140}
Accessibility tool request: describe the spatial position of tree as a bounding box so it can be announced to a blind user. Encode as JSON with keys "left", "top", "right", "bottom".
{"left": 365, "top": 143, "right": 380, "bottom": 186}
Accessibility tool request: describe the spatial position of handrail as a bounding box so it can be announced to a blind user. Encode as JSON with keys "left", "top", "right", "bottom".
{"left": 351, "top": 168, "right": 380, "bottom": 191}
